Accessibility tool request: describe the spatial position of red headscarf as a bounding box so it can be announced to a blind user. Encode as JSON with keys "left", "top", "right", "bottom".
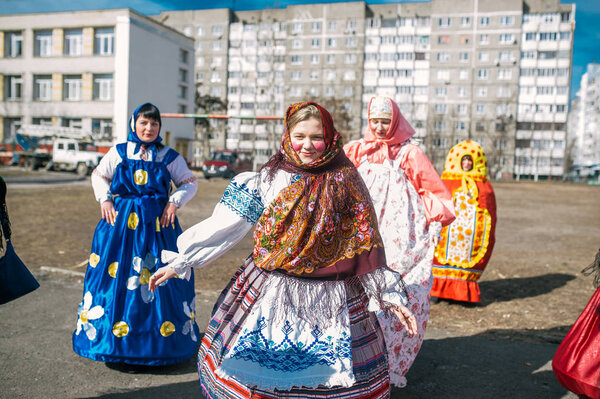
{"left": 345, "top": 96, "right": 415, "bottom": 166}
{"left": 254, "top": 102, "right": 386, "bottom": 279}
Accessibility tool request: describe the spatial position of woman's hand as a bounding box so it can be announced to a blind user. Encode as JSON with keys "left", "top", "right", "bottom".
{"left": 387, "top": 304, "right": 418, "bottom": 336}
{"left": 101, "top": 200, "right": 117, "bottom": 225}
{"left": 431, "top": 234, "right": 440, "bottom": 247}
{"left": 160, "top": 202, "right": 178, "bottom": 228}
{"left": 149, "top": 266, "right": 177, "bottom": 292}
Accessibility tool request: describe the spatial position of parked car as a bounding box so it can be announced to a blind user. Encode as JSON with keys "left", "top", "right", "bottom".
{"left": 202, "top": 150, "right": 251, "bottom": 179}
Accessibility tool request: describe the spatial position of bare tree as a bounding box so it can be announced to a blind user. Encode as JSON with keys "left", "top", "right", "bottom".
{"left": 194, "top": 84, "right": 227, "bottom": 163}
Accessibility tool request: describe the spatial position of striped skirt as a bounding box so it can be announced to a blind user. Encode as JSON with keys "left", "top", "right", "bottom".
{"left": 197, "top": 257, "right": 391, "bottom": 398}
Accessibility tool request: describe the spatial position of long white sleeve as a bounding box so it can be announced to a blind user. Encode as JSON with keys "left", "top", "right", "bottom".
{"left": 161, "top": 171, "right": 263, "bottom": 279}
{"left": 91, "top": 147, "right": 121, "bottom": 203}
{"left": 166, "top": 155, "right": 198, "bottom": 208}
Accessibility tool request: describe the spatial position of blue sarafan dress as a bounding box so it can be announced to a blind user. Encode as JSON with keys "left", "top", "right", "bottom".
{"left": 73, "top": 104, "right": 199, "bottom": 365}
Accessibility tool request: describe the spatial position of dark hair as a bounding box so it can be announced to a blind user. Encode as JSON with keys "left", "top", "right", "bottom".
{"left": 137, "top": 103, "right": 161, "bottom": 127}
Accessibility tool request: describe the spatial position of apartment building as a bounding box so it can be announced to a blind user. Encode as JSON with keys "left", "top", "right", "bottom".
{"left": 514, "top": 0, "right": 574, "bottom": 180}
{"left": 0, "top": 9, "right": 195, "bottom": 157}
{"left": 160, "top": 0, "right": 575, "bottom": 178}
{"left": 568, "top": 63, "right": 600, "bottom": 180}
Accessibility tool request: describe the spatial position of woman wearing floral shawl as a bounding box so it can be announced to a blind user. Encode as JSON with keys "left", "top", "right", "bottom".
{"left": 150, "top": 102, "right": 416, "bottom": 398}
{"left": 345, "top": 96, "right": 455, "bottom": 388}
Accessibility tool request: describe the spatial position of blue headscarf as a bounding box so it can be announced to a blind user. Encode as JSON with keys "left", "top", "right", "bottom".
{"left": 127, "top": 103, "right": 163, "bottom": 160}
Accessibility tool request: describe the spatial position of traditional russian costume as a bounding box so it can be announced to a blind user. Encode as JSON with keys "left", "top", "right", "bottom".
{"left": 72, "top": 104, "right": 200, "bottom": 365}
{"left": 431, "top": 140, "right": 497, "bottom": 303}
{"left": 344, "top": 96, "right": 455, "bottom": 387}
{"left": 161, "top": 102, "right": 409, "bottom": 398}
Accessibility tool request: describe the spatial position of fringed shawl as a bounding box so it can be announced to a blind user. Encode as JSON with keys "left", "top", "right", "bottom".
{"left": 254, "top": 102, "right": 386, "bottom": 279}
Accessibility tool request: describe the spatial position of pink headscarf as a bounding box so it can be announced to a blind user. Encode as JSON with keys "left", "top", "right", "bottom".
{"left": 345, "top": 96, "right": 415, "bottom": 165}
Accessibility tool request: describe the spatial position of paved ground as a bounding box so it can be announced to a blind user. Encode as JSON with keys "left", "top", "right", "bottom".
{"left": 0, "top": 272, "right": 575, "bottom": 399}
{"left": 2, "top": 167, "right": 596, "bottom": 398}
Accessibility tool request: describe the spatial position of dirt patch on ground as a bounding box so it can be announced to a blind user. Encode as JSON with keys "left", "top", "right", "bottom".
{"left": 6, "top": 169, "right": 600, "bottom": 342}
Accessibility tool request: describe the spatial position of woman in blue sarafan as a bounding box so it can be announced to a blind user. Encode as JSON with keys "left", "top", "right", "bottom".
{"left": 72, "top": 103, "right": 200, "bottom": 365}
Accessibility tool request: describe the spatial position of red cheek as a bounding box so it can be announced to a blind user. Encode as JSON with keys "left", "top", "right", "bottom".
{"left": 291, "top": 142, "right": 303, "bottom": 152}
{"left": 313, "top": 142, "right": 326, "bottom": 152}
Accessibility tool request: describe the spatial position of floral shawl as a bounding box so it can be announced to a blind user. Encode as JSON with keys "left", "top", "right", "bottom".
{"left": 253, "top": 102, "right": 386, "bottom": 279}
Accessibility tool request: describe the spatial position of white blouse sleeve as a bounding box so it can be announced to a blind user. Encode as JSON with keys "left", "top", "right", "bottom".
{"left": 166, "top": 155, "right": 198, "bottom": 208}
{"left": 359, "top": 266, "right": 409, "bottom": 311}
{"left": 91, "top": 147, "right": 121, "bottom": 203}
{"left": 161, "top": 171, "right": 264, "bottom": 279}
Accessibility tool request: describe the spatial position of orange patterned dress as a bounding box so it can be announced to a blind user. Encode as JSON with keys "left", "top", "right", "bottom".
{"left": 431, "top": 140, "right": 497, "bottom": 303}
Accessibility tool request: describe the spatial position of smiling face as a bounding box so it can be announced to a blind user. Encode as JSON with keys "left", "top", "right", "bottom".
{"left": 461, "top": 155, "right": 474, "bottom": 172}
{"left": 289, "top": 117, "right": 326, "bottom": 164}
{"left": 135, "top": 116, "right": 160, "bottom": 143}
{"left": 369, "top": 118, "right": 392, "bottom": 139}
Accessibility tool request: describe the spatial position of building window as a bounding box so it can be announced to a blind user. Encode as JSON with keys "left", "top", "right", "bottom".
{"left": 499, "top": 51, "right": 512, "bottom": 61}
{"left": 437, "top": 35, "right": 450, "bottom": 45}
{"left": 343, "top": 87, "right": 353, "bottom": 97}
{"left": 327, "top": 54, "right": 335, "bottom": 64}
{"left": 457, "top": 87, "right": 467, "bottom": 97}
{"left": 290, "top": 71, "right": 301, "bottom": 81}
{"left": 479, "top": 34, "right": 489, "bottom": 44}
{"left": 4, "top": 75, "right": 23, "bottom": 100}
{"left": 311, "top": 38, "right": 320, "bottom": 48}
{"left": 497, "top": 68, "right": 512, "bottom": 80}
{"left": 476, "top": 104, "right": 485, "bottom": 114}
{"left": 457, "top": 104, "right": 467, "bottom": 115}
{"left": 500, "top": 16, "right": 515, "bottom": 26}
{"left": 539, "top": 32, "right": 557, "bottom": 41}
{"left": 33, "top": 75, "right": 52, "bottom": 101}
{"left": 326, "top": 70, "right": 336, "bottom": 81}
{"left": 525, "top": 32, "right": 536, "bottom": 41}
{"left": 311, "top": 22, "right": 321, "bottom": 32}
{"left": 4, "top": 31, "right": 23, "bottom": 57}
{"left": 559, "top": 31, "right": 571, "bottom": 41}
{"left": 434, "top": 122, "right": 446, "bottom": 132}
{"left": 438, "top": 17, "right": 451, "bottom": 27}
{"left": 437, "top": 69, "right": 450, "bottom": 81}
{"left": 309, "top": 71, "right": 319, "bottom": 80}
{"left": 63, "top": 75, "right": 82, "bottom": 101}
{"left": 461, "top": 17, "right": 471, "bottom": 27}
{"left": 499, "top": 33, "right": 514, "bottom": 44}
{"left": 212, "top": 25, "right": 223, "bottom": 36}
{"left": 210, "top": 71, "right": 220, "bottom": 82}
{"left": 480, "top": 16, "right": 490, "bottom": 26}
{"left": 437, "top": 52, "right": 450, "bottom": 62}
{"left": 476, "top": 122, "right": 485, "bottom": 131}
{"left": 210, "top": 87, "right": 221, "bottom": 97}
{"left": 180, "top": 49, "right": 189, "bottom": 63}
{"left": 211, "top": 41, "right": 222, "bottom": 51}
{"left": 497, "top": 86, "right": 511, "bottom": 97}
{"left": 343, "top": 70, "right": 355, "bottom": 81}
{"left": 292, "top": 39, "right": 302, "bottom": 49}
{"left": 459, "top": 52, "right": 469, "bottom": 62}
{"left": 32, "top": 118, "right": 52, "bottom": 126}
{"left": 345, "top": 37, "right": 357, "bottom": 48}
{"left": 35, "top": 30, "right": 53, "bottom": 57}
{"left": 94, "top": 27, "right": 114, "bottom": 55}
{"left": 477, "top": 69, "right": 488, "bottom": 80}
{"left": 64, "top": 29, "right": 83, "bottom": 56}
{"left": 62, "top": 118, "right": 82, "bottom": 128}
{"left": 344, "top": 54, "right": 356, "bottom": 64}
{"left": 290, "top": 55, "right": 302, "bottom": 65}
{"left": 460, "top": 35, "right": 471, "bottom": 45}
{"left": 93, "top": 74, "right": 113, "bottom": 101}
{"left": 197, "top": 26, "right": 205, "bottom": 36}
{"left": 521, "top": 50, "right": 536, "bottom": 59}
{"left": 459, "top": 69, "right": 468, "bottom": 80}
{"left": 291, "top": 22, "right": 304, "bottom": 34}
{"left": 328, "top": 21, "right": 337, "bottom": 32}
{"left": 561, "top": 12, "right": 571, "bottom": 22}
{"left": 455, "top": 121, "right": 466, "bottom": 131}
{"left": 310, "top": 54, "right": 320, "bottom": 64}
{"left": 92, "top": 119, "right": 113, "bottom": 138}
{"left": 477, "top": 87, "right": 487, "bottom": 97}
{"left": 435, "top": 87, "right": 448, "bottom": 97}
{"left": 328, "top": 38, "right": 337, "bottom": 48}
{"left": 434, "top": 104, "right": 447, "bottom": 114}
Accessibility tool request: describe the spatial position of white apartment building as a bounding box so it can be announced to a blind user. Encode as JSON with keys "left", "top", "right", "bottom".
{"left": 514, "top": 1, "right": 574, "bottom": 180}
{"left": 568, "top": 63, "right": 600, "bottom": 180}
{"left": 0, "top": 9, "right": 195, "bottom": 157}
{"left": 160, "top": 0, "right": 575, "bottom": 178}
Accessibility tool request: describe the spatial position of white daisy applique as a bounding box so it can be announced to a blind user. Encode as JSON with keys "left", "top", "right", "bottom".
{"left": 127, "top": 252, "right": 161, "bottom": 303}
{"left": 182, "top": 301, "right": 197, "bottom": 342}
{"left": 76, "top": 292, "right": 105, "bottom": 340}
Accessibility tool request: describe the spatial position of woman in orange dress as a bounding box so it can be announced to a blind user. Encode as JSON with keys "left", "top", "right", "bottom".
{"left": 431, "top": 140, "right": 497, "bottom": 303}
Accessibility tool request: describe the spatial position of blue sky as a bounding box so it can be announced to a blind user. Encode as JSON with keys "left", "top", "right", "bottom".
{"left": 1, "top": 0, "right": 598, "bottom": 100}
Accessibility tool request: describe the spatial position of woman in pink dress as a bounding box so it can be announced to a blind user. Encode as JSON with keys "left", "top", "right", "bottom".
{"left": 345, "top": 96, "right": 455, "bottom": 387}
